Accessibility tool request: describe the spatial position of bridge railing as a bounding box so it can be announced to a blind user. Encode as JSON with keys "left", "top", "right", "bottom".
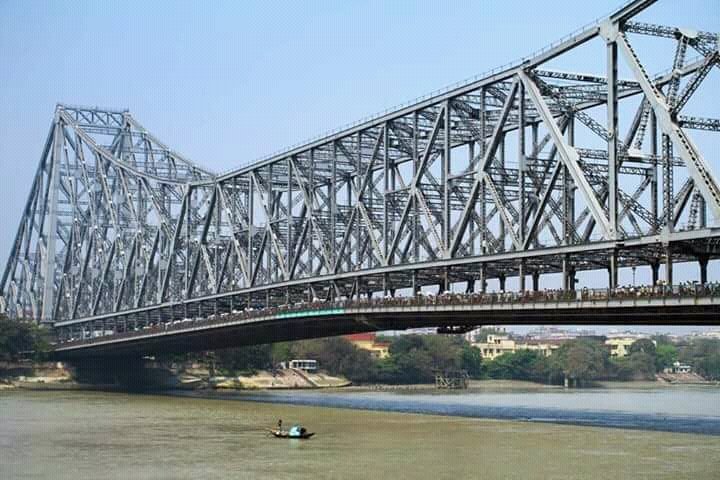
{"left": 54, "top": 282, "right": 720, "bottom": 348}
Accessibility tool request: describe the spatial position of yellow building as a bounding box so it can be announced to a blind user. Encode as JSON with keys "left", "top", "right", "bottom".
{"left": 604, "top": 337, "right": 654, "bottom": 357}
{"left": 345, "top": 333, "right": 391, "bottom": 359}
{"left": 474, "top": 334, "right": 558, "bottom": 360}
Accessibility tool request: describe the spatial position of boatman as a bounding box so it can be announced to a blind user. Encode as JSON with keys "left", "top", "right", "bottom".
{"left": 277, "top": 419, "right": 282, "bottom": 432}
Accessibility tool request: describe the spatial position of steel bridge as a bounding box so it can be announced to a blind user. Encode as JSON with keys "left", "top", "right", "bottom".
{"left": 2, "top": 0, "right": 720, "bottom": 356}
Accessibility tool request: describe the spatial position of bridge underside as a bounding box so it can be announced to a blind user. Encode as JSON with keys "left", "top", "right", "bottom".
{"left": 54, "top": 295, "right": 718, "bottom": 358}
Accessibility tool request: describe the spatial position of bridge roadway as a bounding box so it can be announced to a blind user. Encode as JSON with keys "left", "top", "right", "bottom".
{"left": 52, "top": 285, "right": 720, "bottom": 358}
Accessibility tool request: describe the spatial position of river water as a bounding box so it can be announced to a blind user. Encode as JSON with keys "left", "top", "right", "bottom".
{"left": 199, "top": 382, "right": 720, "bottom": 435}
{"left": 1, "top": 386, "right": 719, "bottom": 479}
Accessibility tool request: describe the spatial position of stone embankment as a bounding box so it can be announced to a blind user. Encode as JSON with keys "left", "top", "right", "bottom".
{"left": 0, "top": 361, "right": 80, "bottom": 390}
{"left": 656, "top": 372, "right": 716, "bottom": 385}
{"left": 190, "top": 368, "right": 350, "bottom": 390}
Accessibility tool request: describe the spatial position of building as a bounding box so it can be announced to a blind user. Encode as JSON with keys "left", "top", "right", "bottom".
{"left": 525, "top": 326, "right": 596, "bottom": 341}
{"left": 463, "top": 326, "right": 507, "bottom": 343}
{"left": 664, "top": 361, "right": 692, "bottom": 374}
{"left": 287, "top": 359, "right": 318, "bottom": 372}
{"left": 345, "top": 333, "right": 391, "bottom": 359}
{"left": 474, "top": 334, "right": 559, "bottom": 360}
{"left": 604, "top": 336, "right": 655, "bottom": 357}
{"left": 698, "top": 330, "right": 720, "bottom": 339}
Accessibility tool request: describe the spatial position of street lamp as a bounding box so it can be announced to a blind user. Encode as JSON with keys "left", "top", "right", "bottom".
{"left": 632, "top": 266, "right": 637, "bottom": 286}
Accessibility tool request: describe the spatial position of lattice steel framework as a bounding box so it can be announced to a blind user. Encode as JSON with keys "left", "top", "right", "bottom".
{"left": 2, "top": 0, "right": 720, "bottom": 327}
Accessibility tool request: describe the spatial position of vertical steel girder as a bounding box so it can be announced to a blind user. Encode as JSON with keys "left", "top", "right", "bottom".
{"left": 1, "top": 0, "right": 720, "bottom": 325}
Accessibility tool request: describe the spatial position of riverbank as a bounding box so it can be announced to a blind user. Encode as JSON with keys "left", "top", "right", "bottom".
{"left": 2, "top": 362, "right": 717, "bottom": 392}
{"left": 2, "top": 390, "right": 719, "bottom": 479}
{"left": 0, "top": 361, "right": 352, "bottom": 391}
{"left": 0, "top": 361, "right": 84, "bottom": 390}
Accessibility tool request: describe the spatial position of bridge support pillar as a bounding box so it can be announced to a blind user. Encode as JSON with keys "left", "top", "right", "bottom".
{"left": 518, "top": 260, "right": 526, "bottom": 292}
{"left": 651, "top": 261, "right": 660, "bottom": 286}
{"left": 479, "top": 264, "right": 487, "bottom": 293}
{"left": 532, "top": 272, "right": 540, "bottom": 292}
{"left": 498, "top": 274, "right": 506, "bottom": 292}
{"left": 608, "top": 249, "right": 618, "bottom": 289}
{"left": 411, "top": 271, "right": 420, "bottom": 295}
{"left": 443, "top": 267, "right": 450, "bottom": 294}
{"left": 351, "top": 279, "right": 359, "bottom": 300}
{"left": 439, "top": 268, "right": 449, "bottom": 294}
{"left": 664, "top": 246, "right": 673, "bottom": 286}
{"left": 562, "top": 255, "right": 571, "bottom": 291}
{"left": 698, "top": 255, "right": 709, "bottom": 285}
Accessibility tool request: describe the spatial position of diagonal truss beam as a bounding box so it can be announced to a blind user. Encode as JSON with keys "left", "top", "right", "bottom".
{"left": 520, "top": 71, "right": 613, "bottom": 239}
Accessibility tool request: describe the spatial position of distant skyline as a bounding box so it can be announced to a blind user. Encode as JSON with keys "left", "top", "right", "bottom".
{"left": 503, "top": 325, "right": 720, "bottom": 337}
{"left": 390, "top": 325, "right": 720, "bottom": 337}
{"left": 1, "top": 1, "right": 718, "bottom": 329}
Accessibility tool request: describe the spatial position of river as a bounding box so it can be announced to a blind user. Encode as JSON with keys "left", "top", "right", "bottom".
{"left": 1, "top": 385, "right": 719, "bottom": 479}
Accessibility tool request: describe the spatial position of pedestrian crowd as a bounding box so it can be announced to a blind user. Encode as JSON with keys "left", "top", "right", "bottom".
{"left": 58, "top": 281, "right": 720, "bottom": 346}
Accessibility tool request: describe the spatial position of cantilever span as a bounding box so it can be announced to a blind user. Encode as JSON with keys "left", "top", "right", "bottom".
{"left": 1, "top": 0, "right": 720, "bottom": 356}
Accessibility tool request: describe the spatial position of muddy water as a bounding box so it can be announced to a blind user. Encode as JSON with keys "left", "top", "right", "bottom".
{"left": 1, "top": 390, "right": 719, "bottom": 479}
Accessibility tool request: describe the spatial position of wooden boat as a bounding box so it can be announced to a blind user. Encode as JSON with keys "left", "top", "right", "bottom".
{"left": 270, "top": 428, "right": 315, "bottom": 439}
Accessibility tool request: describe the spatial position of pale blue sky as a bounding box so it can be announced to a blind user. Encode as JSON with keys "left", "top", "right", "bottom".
{"left": 1, "top": 0, "right": 719, "bottom": 332}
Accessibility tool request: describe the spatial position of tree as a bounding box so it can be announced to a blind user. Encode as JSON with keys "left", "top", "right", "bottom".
{"left": 654, "top": 343, "right": 678, "bottom": 371}
{"left": 696, "top": 354, "right": 720, "bottom": 381}
{"left": 629, "top": 338, "right": 656, "bottom": 357}
{"left": 485, "top": 350, "right": 546, "bottom": 381}
{"left": 0, "top": 315, "right": 50, "bottom": 362}
{"left": 288, "top": 337, "right": 376, "bottom": 383}
{"left": 460, "top": 344, "right": 484, "bottom": 379}
{"left": 679, "top": 338, "right": 720, "bottom": 380}
{"left": 379, "top": 334, "right": 483, "bottom": 384}
{"left": 215, "top": 344, "right": 272, "bottom": 375}
{"left": 613, "top": 351, "right": 656, "bottom": 380}
{"left": 390, "top": 348, "right": 436, "bottom": 383}
{"left": 552, "top": 338, "right": 609, "bottom": 386}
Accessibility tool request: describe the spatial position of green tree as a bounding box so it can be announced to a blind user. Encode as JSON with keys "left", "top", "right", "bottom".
{"left": 0, "top": 315, "right": 50, "bottom": 362}
{"left": 552, "top": 338, "right": 609, "bottom": 387}
{"left": 379, "top": 334, "right": 483, "bottom": 384}
{"left": 612, "top": 351, "right": 656, "bottom": 380}
{"left": 654, "top": 343, "right": 678, "bottom": 371}
{"left": 290, "top": 337, "right": 376, "bottom": 383}
{"left": 696, "top": 354, "right": 720, "bottom": 381}
{"left": 460, "top": 344, "right": 484, "bottom": 379}
{"left": 390, "top": 347, "right": 436, "bottom": 383}
{"left": 215, "top": 344, "right": 272, "bottom": 375}
{"left": 678, "top": 338, "right": 720, "bottom": 380}
{"left": 629, "top": 338, "right": 656, "bottom": 356}
{"left": 485, "top": 350, "right": 546, "bottom": 381}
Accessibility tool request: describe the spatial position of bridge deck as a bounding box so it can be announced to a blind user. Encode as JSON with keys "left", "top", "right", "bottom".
{"left": 53, "top": 286, "right": 720, "bottom": 358}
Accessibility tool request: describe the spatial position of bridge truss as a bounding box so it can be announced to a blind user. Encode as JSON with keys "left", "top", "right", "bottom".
{"left": 2, "top": 0, "right": 720, "bottom": 332}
